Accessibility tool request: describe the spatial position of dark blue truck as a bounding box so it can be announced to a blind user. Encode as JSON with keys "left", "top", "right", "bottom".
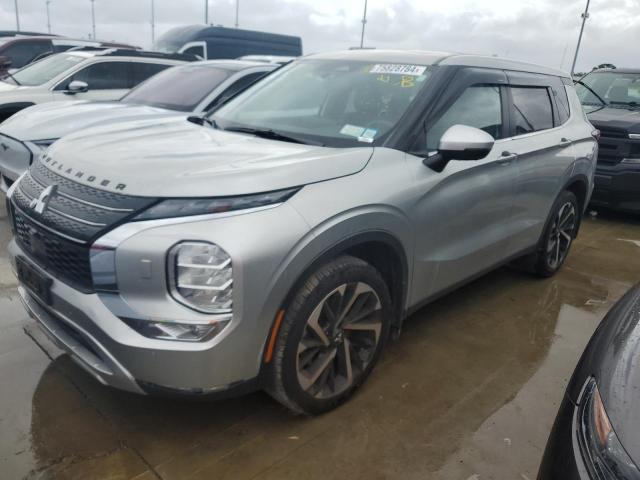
{"left": 154, "top": 25, "right": 302, "bottom": 60}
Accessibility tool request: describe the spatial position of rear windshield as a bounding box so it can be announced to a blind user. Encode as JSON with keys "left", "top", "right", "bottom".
{"left": 11, "top": 53, "right": 85, "bottom": 86}
{"left": 122, "top": 65, "right": 233, "bottom": 111}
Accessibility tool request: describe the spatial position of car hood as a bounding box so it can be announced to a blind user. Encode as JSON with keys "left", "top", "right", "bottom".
{"left": 582, "top": 285, "right": 640, "bottom": 464}
{"left": 0, "top": 100, "right": 181, "bottom": 141}
{"left": 587, "top": 106, "right": 640, "bottom": 134}
{"left": 44, "top": 118, "right": 374, "bottom": 197}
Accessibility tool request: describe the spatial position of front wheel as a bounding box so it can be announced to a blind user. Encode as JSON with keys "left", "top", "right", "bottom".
{"left": 266, "top": 255, "right": 392, "bottom": 415}
{"left": 533, "top": 190, "right": 580, "bottom": 277}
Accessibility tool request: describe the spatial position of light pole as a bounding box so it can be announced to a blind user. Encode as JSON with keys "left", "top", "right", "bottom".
{"left": 151, "top": 0, "right": 155, "bottom": 45}
{"left": 570, "top": 0, "right": 591, "bottom": 76}
{"left": 46, "top": 0, "right": 52, "bottom": 34}
{"left": 205, "top": 0, "right": 209, "bottom": 25}
{"left": 360, "top": 0, "right": 368, "bottom": 48}
{"left": 235, "top": 0, "right": 239, "bottom": 28}
{"left": 14, "top": 0, "right": 20, "bottom": 31}
{"left": 90, "top": 0, "right": 96, "bottom": 39}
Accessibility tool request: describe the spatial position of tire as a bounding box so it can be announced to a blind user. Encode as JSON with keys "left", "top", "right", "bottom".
{"left": 266, "top": 255, "right": 392, "bottom": 415}
{"left": 532, "top": 190, "right": 580, "bottom": 277}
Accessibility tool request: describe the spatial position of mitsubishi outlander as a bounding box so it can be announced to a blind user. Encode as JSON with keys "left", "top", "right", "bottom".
{"left": 6, "top": 50, "right": 598, "bottom": 414}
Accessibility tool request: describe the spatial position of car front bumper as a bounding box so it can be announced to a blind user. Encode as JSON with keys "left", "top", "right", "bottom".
{"left": 591, "top": 162, "right": 640, "bottom": 212}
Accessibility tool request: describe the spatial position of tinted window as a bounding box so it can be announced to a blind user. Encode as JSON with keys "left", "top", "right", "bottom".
{"left": 62, "top": 61, "right": 130, "bottom": 90}
{"left": 131, "top": 62, "right": 171, "bottom": 86}
{"left": 2, "top": 40, "right": 52, "bottom": 68}
{"left": 511, "top": 87, "right": 554, "bottom": 135}
{"left": 553, "top": 86, "right": 570, "bottom": 124}
{"left": 122, "top": 65, "right": 232, "bottom": 111}
{"left": 426, "top": 86, "right": 503, "bottom": 150}
{"left": 205, "top": 71, "right": 267, "bottom": 110}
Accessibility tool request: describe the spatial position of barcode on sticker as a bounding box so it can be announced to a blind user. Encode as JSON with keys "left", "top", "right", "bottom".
{"left": 370, "top": 64, "right": 427, "bottom": 76}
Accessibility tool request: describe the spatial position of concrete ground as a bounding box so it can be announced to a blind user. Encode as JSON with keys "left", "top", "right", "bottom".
{"left": 2, "top": 192, "right": 640, "bottom": 480}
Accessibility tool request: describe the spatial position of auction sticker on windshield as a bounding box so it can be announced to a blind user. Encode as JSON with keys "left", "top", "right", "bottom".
{"left": 370, "top": 64, "right": 427, "bottom": 76}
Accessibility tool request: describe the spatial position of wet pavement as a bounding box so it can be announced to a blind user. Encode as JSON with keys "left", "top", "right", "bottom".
{"left": 2, "top": 192, "right": 640, "bottom": 480}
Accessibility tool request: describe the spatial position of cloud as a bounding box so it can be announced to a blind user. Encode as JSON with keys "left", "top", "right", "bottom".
{"left": 1, "top": 0, "right": 640, "bottom": 72}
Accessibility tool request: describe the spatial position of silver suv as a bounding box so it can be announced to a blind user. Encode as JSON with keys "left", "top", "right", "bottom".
{"left": 6, "top": 50, "right": 598, "bottom": 414}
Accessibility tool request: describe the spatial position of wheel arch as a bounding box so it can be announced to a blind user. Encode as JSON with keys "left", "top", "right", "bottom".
{"left": 258, "top": 221, "right": 412, "bottom": 375}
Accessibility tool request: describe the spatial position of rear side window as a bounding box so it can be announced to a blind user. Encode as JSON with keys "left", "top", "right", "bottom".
{"left": 553, "top": 86, "right": 571, "bottom": 125}
{"left": 205, "top": 71, "right": 267, "bottom": 110}
{"left": 510, "top": 87, "right": 554, "bottom": 135}
{"left": 131, "top": 62, "right": 171, "bottom": 86}
{"left": 426, "top": 85, "right": 503, "bottom": 150}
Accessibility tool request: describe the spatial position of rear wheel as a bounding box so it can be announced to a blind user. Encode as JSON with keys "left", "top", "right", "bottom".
{"left": 266, "top": 255, "right": 392, "bottom": 415}
{"left": 533, "top": 190, "right": 580, "bottom": 277}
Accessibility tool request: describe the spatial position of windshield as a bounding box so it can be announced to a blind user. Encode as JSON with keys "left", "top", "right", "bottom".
{"left": 212, "top": 59, "right": 433, "bottom": 147}
{"left": 11, "top": 53, "right": 85, "bottom": 86}
{"left": 576, "top": 71, "right": 640, "bottom": 108}
{"left": 122, "top": 65, "right": 233, "bottom": 111}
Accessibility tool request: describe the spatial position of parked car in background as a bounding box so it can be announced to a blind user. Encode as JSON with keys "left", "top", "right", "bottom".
{"left": 538, "top": 284, "right": 640, "bottom": 479}
{"left": 576, "top": 68, "right": 640, "bottom": 212}
{"left": 154, "top": 25, "right": 302, "bottom": 60}
{"left": 0, "top": 36, "right": 138, "bottom": 74}
{"left": 0, "top": 48, "right": 194, "bottom": 122}
{"left": 6, "top": 50, "right": 597, "bottom": 415}
{"left": 0, "top": 60, "right": 277, "bottom": 190}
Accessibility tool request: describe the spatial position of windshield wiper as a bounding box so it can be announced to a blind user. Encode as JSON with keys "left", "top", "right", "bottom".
{"left": 223, "top": 126, "right": 324, "bottom": 146}
{"left": 575, "top": 80, "right": 607, "bottom": 106}
{"left": 610, "top": 101, "right": 640, "bottom": 109}
{"left": 1, "top": 71, "right": 20, "bottom": 85}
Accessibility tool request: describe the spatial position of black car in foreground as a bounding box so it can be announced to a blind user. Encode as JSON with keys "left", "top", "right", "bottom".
{"left": 576, "top": 69, "right": 640, "bottom": 213}
{"left": 538, "top": 284, "right": 640, "bottom": 479}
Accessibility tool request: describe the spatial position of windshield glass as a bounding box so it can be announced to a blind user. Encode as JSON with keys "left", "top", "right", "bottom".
{"left": 122, "top": 65, "right": 233, "bottom": 111}
{"left": 11, "top": 53, "right": 85, "bottom": 86}
{"left": 577, "top": 71, "right": 640, "bottom": 107}
{"left": 212, "top": 59, "right": 433, "bottom": 147}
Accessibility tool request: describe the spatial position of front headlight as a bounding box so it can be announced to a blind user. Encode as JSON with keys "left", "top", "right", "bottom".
{"left": 578, "top": 378, "right": 640, "bottom": 479}
{"left": 133, "top": 187, "right": 300, "bottom": 221}
{"left": 168, "top": 242, "right": 233, "bottom": 314}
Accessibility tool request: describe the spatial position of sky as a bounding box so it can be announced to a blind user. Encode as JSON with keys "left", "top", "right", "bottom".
{"left": 1, "top": 0, "right": 639, "bottom": 73}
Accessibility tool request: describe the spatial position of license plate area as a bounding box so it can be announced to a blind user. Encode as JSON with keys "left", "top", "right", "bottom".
{"left": 16, "top": 256, "right": 52, "bottom": 305}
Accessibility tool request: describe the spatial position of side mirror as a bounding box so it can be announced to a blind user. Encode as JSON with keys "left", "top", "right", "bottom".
{"left": 424, "top": 124, "right": 495, "bottom": 171}
{"left": 0, "top": 56, "right": 12, "bottom": 70}
{"left": 65, "top": 80, "right": 89, "bottom": 94}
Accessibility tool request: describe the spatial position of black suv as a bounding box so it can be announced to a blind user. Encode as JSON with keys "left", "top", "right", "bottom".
{"left": 576, "top": 69, "right": 640, "bottom": 212}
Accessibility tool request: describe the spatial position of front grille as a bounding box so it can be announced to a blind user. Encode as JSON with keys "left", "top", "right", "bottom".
{"left": 10, "top": 161, "right": 157, "bottom": 292}
{"left": 598, "top": 126, "right": 627, "bottom": 139}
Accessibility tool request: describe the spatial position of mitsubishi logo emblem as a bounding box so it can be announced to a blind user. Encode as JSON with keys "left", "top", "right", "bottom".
{"left": 0, "top": 143, "right": 8, "bottom": 151}
{"left": 29, "top": 185, "right": 57, "bottom": 214}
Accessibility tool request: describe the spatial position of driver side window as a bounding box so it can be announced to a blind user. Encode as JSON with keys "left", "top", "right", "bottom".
{"left": 426, "top": 85, "right": 503, "bottom": 151}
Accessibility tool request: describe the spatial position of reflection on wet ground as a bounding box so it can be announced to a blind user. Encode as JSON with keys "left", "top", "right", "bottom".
{"left": 2, "top": 200, "right": 640, "bottom": 479}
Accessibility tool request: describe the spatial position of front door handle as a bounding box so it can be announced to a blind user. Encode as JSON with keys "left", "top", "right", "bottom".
{"left": 498, "top": 151, "right": 517, "bottom": 165}
{"left": 559, "top": 137, "right": 573, "bottom": 146}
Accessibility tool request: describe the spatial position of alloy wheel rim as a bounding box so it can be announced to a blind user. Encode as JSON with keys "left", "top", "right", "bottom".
{"left": 547, "top": 201, "right": 576, "bottom": 270}
{"left": 296, "top": 282, "right": 383, "bottom": 399}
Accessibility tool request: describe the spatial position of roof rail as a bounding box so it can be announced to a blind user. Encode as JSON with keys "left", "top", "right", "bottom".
{"left": 97, "top": 49, "right": 199, "bottom": 62}
{"left": 65, "top": 46, "right": 198, "bottom": 62}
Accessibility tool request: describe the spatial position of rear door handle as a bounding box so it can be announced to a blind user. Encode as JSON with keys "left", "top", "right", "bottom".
{"left": 498, "top": 151, "right": 517, "bottom": 165}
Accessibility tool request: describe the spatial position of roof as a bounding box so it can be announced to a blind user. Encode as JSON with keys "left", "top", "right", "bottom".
{"left": 176, "top": 59, "right": 278, "bottom": 71}
{"left": 306, "top": 49, "right": 570, "bottom": 78}
{"left": 64, "top": 48, "right": 196, "bottom": 62}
